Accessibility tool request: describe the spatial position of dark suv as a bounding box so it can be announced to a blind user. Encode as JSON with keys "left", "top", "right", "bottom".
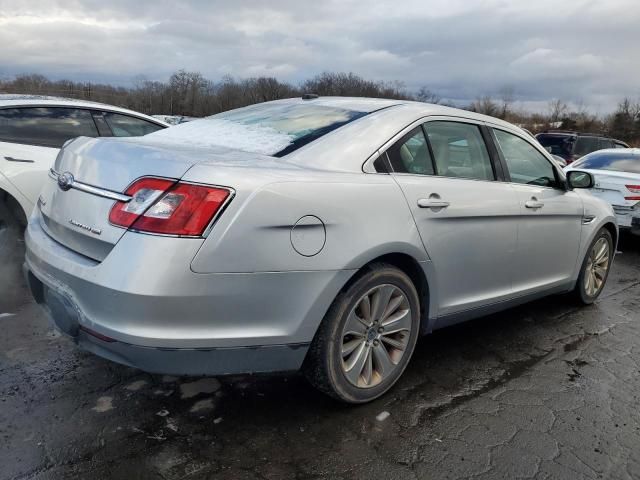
{"left": 535, "top": 131, "right": 629, "bottom": 164}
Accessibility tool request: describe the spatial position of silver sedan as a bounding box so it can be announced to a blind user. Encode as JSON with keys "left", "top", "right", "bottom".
{"left": 24, "top": 97, "right": 617, "bottom": 403}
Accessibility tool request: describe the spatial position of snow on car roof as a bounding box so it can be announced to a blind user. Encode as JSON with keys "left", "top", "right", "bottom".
{"left": 143, "top": 98, "right": 397, "bottom": 156}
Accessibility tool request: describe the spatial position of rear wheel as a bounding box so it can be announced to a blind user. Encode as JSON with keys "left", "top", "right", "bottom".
{"left": 574, "top": 228, "right": 613, "bottom": 304}
{"left": 303, "top": 263, "right": 420, "bottom": 403}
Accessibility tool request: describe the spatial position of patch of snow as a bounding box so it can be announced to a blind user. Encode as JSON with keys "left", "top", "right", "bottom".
{"left": 156, "top": 409, "right": 170, "bottom": 417}
{"left": 92, "top": 396, "right": 114, "bottom": 413}
{"left": 190, "top": 398, "right": 215, "bottom": 413}
{"left": 0, "top": 313, "right": 15, "bottom": 318}
{"left": 376, "top": 411, "right": 391, "bottom": 422}
{"left": 145, "top": 118, "right": 294, "bottom": 156}
{"left": 213, "top": 417, "right": 223, "bottom": 424}
{"left": 124, "top": 379, "right": 147, "bottom": 391}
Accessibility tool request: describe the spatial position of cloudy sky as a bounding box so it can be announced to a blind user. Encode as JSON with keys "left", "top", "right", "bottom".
{"left": 0, "top": 0, "right": 639, "bottom": 112}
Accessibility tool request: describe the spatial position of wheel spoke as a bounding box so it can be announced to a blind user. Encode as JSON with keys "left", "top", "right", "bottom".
{"left": 362, "top": 348, "right": 373, "bottom": 386}
{"left": 594, "top": 266, "right": 607, "bottom": 281}
{"left": 381, "top": 295, "right": 403, "bottom": 322}
{"left": 372, "top": 343, "right": 395, "bottom": 375}
{"left": 585, "top": 270, "right": 593, "bottom": 295}
{"left": 380, "top": 334, "right": 406, "bottom": 351}
{"left": 342, "top": 337, "right": 363, "bottom": 357}
{"left": 370, "top": 285, "right": 395, "bottom": 322}
{"left": 381, "top": 308, "right": 411, "bottom": 334}
{"left": 359, "top": 294, "right": 372, "bottom": 324}
{"left": 344, "top": 310, "right": 368, "bottom": 336}
{"left": 344, "top": 342, "right": 369, "bottom": 385}
{"left": 594, "top": 240, "right": 608, "bottom": 263}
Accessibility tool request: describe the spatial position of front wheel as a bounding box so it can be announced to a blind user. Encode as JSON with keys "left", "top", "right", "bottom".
{"left": 303, "top": 263, "right": 421, "bottom": 403}
{"left": 574, "top": 228, "right": 614, "bottom": 304}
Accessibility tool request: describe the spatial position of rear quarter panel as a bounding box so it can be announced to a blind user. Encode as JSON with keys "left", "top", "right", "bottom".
{"left": 186, "top": 165, "right": 428, "bottom": 274}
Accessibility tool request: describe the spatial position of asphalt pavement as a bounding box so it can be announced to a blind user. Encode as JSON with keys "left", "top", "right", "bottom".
{"left": 1, "top": 225, "right": 639, "bottom": 480}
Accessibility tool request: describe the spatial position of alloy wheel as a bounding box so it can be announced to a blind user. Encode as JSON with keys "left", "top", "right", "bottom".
{"left": 584, "top": 237, "right": 610, "bottom": 297}
{"left": 340, "top": 284, "right": 412, "bottom": 388}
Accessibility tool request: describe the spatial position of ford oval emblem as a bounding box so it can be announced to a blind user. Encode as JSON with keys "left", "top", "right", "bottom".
{"left": 57, "top": 172, "right": 74, "bottom": 191}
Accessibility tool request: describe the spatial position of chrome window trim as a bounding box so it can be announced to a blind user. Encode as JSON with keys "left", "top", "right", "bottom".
{"left": 363, "top": 115, "right": 491, "bottom": 175}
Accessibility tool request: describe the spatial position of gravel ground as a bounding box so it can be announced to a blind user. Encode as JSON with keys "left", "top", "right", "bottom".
{"left": 1, "top": 225, "right": 639, "bottom": 480}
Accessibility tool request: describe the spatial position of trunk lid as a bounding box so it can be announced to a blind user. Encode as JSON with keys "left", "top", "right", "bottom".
{"left": 38, "top": 136, "right": 266, "bottom": 261}
{"left": 590, "top": 170, "right": 640, "bottom": 207}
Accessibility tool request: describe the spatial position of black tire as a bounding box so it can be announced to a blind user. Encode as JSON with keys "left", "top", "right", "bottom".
{"left": 303, "top": 262, "right": 421, "bottom": 403}
{"left": 0, "top": 195, "right": 27, "bottom": 312}
{"left": 574, "top": 228, "right": 613, "bottom": 305}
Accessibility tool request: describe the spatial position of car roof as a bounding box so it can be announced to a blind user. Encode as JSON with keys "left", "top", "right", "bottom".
{"left": 0, "top": 94, "right": 168, "bottom": 125}
{"left": 262, "top": 96, "right": 523, "bottom": 131}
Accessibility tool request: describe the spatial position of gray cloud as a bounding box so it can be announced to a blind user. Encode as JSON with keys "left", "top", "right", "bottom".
{"left": 0, "top": 0, "right": 639, "bottom": 112}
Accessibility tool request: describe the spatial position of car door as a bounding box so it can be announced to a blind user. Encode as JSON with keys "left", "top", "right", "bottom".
{"left": 491, "top": 128, "right": 583, "bottom": 293}
{"left": 0, "top": 107, "right": 99, "bottom": 208}
{"left": 387, "top": 119, "right": 520, "bottom": 318}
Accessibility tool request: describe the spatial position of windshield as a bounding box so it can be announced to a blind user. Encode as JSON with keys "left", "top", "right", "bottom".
{"left": 536, "top": 134, "right": 574, "bottom": 156}
{"left": 572, "top": 151, "right": 640, "bottom": 174}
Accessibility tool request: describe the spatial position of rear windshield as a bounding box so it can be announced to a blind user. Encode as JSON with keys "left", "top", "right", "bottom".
{"left": 536, "top": 134, "right": 574, "bottom": 156}
{"left": 146, "top": 102, "right": 370, "bottom": 157}
{"left": 572, "top": 152, "right": 640, "bottom": 174}
{"left": 215, "top": 103, "right": 369, "bottom": 156}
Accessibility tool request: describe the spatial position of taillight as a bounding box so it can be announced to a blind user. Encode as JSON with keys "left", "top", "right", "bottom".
{"left": 625, "top": 185, "right": 640, "bottom": 201}
{"left": 109, "top": 177, "right": 231, "bottom": 236}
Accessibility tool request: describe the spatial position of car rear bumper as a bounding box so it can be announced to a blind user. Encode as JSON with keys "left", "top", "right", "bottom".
{"left": 24, "top": 212, "right": 354, "bottom": 375}
{"left": 24, "top": 266, "right": 309, "bottom": 375}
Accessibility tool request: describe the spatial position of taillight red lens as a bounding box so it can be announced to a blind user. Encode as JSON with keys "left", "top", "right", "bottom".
{"left": 109, "top": 177, "right": 231, "bottom": 236}
{"left": 625, "top": 185, "right": 640, "bottom": 201}
{"left": 109, "top": 177, "right": 175, "bottom": 228}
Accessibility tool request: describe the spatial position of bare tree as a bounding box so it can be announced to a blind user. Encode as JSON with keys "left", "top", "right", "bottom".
{"left": 468, "top": 96, "right": 500, "bottom": 117}
{"left": 548, "top": 99, "right": 568, "bottom": 123}
{"left": 498, "top": 86, "right": 515, "bottom": 120}
{"left": 416, "top": 87, "right": 441, "bottom": 104}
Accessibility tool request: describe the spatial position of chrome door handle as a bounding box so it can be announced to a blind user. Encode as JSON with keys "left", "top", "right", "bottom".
{"left": 417, "top": 198, "right": 450, "bottom": 209}
{"left": 525, "top": 198, "right": 544, "bottom": 209}
{"left": 4, "top": 156, "right": 35, "bottom": 163}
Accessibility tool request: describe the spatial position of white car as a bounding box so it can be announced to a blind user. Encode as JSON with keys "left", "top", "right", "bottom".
{"left": 565, "top": 148, "right": 640, "bottom": 234}
{"left": 0, "top": 94, "right": 168, "bottom": 224}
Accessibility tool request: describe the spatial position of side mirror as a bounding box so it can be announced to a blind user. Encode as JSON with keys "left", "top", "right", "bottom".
{"left": 567, "top": 170, "right": 594, "bottom": 189}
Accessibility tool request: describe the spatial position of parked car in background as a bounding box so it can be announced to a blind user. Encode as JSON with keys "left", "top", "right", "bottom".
{"left": 565, "top": 149, "right": 640, "bottom": 235}
{"left": 0, "top": 94, "right": 168, "bottom": 224}
{"left": 536, "top": 130, "right": 629, "bottom": 165}
{"left": 152, "top": 114, "right": 197, "bottom": 125}
{"left": 24, "top": 97, "right": 617, "bottom": 403}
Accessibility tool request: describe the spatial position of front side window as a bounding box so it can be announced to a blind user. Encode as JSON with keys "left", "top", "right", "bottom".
{"left": 103, "top": 112, "right": 164, "bottom": 137}
{"left": 424, "top": 121, "right": 494, "bottom": 181}
{"left": 0, "top": 107, "right": 98, "bottom": 148}
{"left": 494, "top": 129, "right": 558, "bottom": 187}
{"left": 387, "top": 127, "right": 434, "bottom": 175}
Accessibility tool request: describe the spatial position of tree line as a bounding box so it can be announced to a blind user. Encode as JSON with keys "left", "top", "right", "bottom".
{"left": 1, "top": 71, "right": 638, "bottom": 145}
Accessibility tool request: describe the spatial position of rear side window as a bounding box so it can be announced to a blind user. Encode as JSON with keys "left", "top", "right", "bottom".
{"left": 387, "top": 127, "right": 434, "bottom": 175}
{"left": 102, "top": 112, "right": 164, "bottom": 137}
{"left": 0, "top": 107, "right": 98, "bottom": 148}
{"left": 494, "top": 129, "right": 557, "bottom": 187}
{"left": 424, "top": 121, "right": 495, "bottom": 181}
{"left": 572, "top": 152, "right": 640, "bottom": 174}
{"left": 573, "top": 137, "right": 600, "bottom": 156}
{"left": 536, "top": 134, "right": 575, "bottom": 156}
